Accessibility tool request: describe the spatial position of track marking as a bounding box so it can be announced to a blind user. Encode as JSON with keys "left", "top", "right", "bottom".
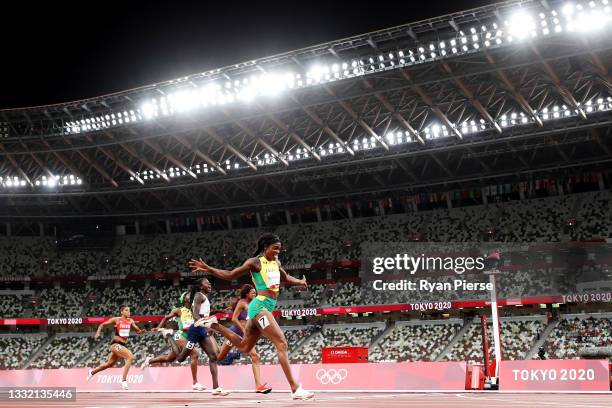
{"left": 455, "top": 393, "right": 612, "bottom": 408}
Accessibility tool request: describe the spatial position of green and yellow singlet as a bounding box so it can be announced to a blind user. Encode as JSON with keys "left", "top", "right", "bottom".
{"left": 251, "top": 255, "right": 281, "bottom": 292}
{"left": 175, "top": 307, "right": 194, "bottom": 340}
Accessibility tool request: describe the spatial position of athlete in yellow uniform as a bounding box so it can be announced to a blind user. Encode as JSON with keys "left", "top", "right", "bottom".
{"left": 189, "top": 233, "right": 314, "bottom": 401}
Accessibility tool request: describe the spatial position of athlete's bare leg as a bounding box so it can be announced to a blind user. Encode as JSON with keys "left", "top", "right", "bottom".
{"left": 164, "top": 332, "right": 181, "bottom": 355}
{"left": 217, "top": 341, "right": 231, "bottom": 361}
{"left": 255, "top": 310, "right": 299, "bottom": 392}
{"left": 91, "top": 351, "right": 118, "bottom": 375}
{"left": 248, "top": 347, "right": 263, "bottom": 388}
{"left": 209, "top": 321, "right": 261, "bottom": 353}
{"left": 200, "top": 336, "right": 220, "bottom": 389}
{"left": 211, "top": 311, "right": 298, "bottom": 392}
{"left": 114, "top": 346, "right": 134, "bottom": 382}
{"left": 217, "top": 339, "right": 262, "bottom": 388}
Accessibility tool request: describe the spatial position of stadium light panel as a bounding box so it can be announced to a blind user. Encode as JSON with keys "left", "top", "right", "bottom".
{"left": 569, "top": 9, "right": 609, "bottom": 31}
{"left": 507, "top": 12, "right": 535, "bottom": 39}
{"left": 63, "top": 0, "right": 612, "bottom": 139}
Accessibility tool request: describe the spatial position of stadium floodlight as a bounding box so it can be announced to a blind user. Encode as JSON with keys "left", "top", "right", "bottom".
{"left": 431, "top": 124, "right": 441, "bottom": 137}
{"left": 507, "top": 11, "right": 535, "bottom": 40}
{"left": 568, "top": 9, "right": 609, "bottom": 31}
{"left": 260, "top": 73, "right": 288, "bottom": 96}
{"left": 237, "top": 85, "right": 256, "bottom": 102}
{"left": 520, "top": 112, "right": 529, "bottom": 123}
{"left": 61, "top": 0, "right": 612, "bottom": 139}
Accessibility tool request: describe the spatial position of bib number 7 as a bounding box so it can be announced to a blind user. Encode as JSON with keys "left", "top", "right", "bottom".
{"left": 257, "top": 315, "right": 270, "bottom": 329}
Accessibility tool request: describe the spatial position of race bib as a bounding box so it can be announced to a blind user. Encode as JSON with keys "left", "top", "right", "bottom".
{"left": 257, "top": 315, "right": 270, "bottom": 329}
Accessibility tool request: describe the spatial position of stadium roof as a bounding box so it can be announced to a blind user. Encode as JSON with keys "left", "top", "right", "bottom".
{"left": 0, "top": 0, "right": 611, "bottom": 218}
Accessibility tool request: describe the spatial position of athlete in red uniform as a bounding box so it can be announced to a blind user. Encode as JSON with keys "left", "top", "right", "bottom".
{"left": 87, "top": 305, "right": 144, "bottom": 390}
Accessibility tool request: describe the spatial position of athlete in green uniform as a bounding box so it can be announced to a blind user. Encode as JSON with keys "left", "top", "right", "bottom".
{"left": 142, "top": 292, "right": 205, "bottom": 391}
{"left": 189, "top": 233, "right": 314, "bottom": 401}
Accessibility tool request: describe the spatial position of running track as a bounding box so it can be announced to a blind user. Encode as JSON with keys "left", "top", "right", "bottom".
{"left": 2, "top": 391, "right": 611, "bottom": 408}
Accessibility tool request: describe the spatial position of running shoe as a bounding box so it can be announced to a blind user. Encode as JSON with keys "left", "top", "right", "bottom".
{"left": 194, "top": 315, "right": 218, "bottom": 328}
{"left": 291, "top": 385, "right": 314, "bottom": 400}
{"left": 141, "top": 356, "right": 152, "bottom": 370}
{"left": 192, "top": 382, "right": 206, "bottom": 391}
{"left": 256, "top": 383, "right": 272, "bottom": 394}
{"left": 211, "top": 387, "right": 229, "bottom": 396}
{"left": 121, "top": 381, "right": 129, "bottom": 390}
{"left": 86, "top": 370, "right": 93, "bottom": 382}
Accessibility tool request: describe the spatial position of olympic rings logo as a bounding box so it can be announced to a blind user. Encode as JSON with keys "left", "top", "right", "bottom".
{"left": 315, "top": 368, "right": 348, "bottom": 385}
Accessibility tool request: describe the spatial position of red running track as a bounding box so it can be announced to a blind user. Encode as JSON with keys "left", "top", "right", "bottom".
{"left": 1, "top": 391, "right": 611, "bottom": 408}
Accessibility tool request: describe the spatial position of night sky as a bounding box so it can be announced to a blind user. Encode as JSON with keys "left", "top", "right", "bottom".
{"left": 1, "top": 0, "right": 496, "bottom": 109}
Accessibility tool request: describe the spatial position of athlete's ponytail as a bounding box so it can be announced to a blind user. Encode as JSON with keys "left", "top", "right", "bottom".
{"left": 252, "top": 233, "right": 281, "bottom": 257}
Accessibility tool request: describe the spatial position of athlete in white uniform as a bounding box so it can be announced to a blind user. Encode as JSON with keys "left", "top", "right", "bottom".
{"left": 176, "top": 278, "right": 228, "bottom": 396}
